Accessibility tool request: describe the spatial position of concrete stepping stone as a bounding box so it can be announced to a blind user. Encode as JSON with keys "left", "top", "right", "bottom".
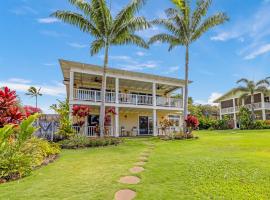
{"left": 129, "top": 166, "right": 144, "bottom": 173}
{"left": 115, "top": 189, "right": 136, "bottom": 200}
{"left": 139, "top": 156, "right": 148, "bottom": 162}
{"left": 119, "top": 176, "right": 140, "bottom": 184}
{"left": 134, "top": 161, "right": 146, "bottom": 166}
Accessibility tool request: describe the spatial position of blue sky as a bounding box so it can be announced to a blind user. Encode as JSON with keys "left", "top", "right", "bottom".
{"left": 1, "top": 0, "right": 270, "bottom": 113}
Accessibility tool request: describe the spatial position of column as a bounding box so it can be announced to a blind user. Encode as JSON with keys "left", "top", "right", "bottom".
{"left": 84, "top": 116, "right": 88, "bottom": 136}
{"left": 152, "top": 82, "right": 156, "bottom": 106}
{"left": 115, "top": 77, "right": 119, "bottom": 104}
{"left": 153, "top": 109, "right": 157, "bottom": 136}
{"left": 233, "top": 98, "right": 237, "bottom": 129}
{"left": 69, "top": 71, "right": 74, "bottom": 122}
{"left": 114, "top": 107, "right": 119, "bottom": 137}
{"left": 219, "top": 104, "right": 222, "bottom": 120}
{"left": 261, "top": 93, "right": 266, "bottom": 120}
{"left": 69, "top": 71, "right": 74, "bottom": 101}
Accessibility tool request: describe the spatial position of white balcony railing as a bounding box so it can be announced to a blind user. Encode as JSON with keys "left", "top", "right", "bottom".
{"left": 221, "top": 102, "right": 269, "bottom": 114}
{"left": 73, "top": 126, "right": 113, "bottom": 137}
{"left": 73, "top": 89, "right": 182, "bottom": 108}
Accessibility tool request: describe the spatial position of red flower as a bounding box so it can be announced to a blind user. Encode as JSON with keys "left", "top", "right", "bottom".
{"left": 185, "top": 115, "right": 199, "bottom": 129}
{"left": 24, "top": 106, "right": 42, "bottom": 117}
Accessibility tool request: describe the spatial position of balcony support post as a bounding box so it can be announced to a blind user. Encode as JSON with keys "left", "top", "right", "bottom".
{"left": 69, "top": 71, "right": 74, "bottom": 101}
{"left": 233, "top": 98, "right": 237, "bottom": 129}
{"left": 261, "top": 93, "right": 266, "bottom": 120}
{"left": 115, "top": 78, "right": 119, "bottom": 104}
{"left": 114, "top": 107, "right": 119, "bottom": 137}
{"left": 153, "top": 109, "right": 157, "bottom": 136}
{"left": 152, "top": 82, "right": 156, "bottom": 107}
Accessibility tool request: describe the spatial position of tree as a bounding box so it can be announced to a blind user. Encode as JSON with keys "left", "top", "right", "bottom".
{"left": 52, "top": 0, "right": 150, "bottom": 136}
{"left": 149, "top": 0, "right": 228, "bottom": 133}
{"left": 25, "top": 87, "right": 42, "bottom": 109}
{"left": 236, "top": 78, "right": 270, "bottom": 120}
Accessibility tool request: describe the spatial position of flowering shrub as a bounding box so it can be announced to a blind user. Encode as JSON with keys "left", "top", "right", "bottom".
{"left": 159, "top": 118, "right": 174, "bottom": 135}
{"left": 0, "top": 87, "right": 24, "bottom": 127}
{"left": 23, "top": 106, "right": 42, "bottom": 117}
{"left": 185, "top": 115, "right": 199, "bottom": 133}
{"left": 72, "top": 105, "right": 91, "bottom": 127}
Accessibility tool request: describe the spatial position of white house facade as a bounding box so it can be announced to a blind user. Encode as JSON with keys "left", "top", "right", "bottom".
{"left": 214, "top": 89, "right": 270, "bottom": 129}
{"left": 60, "top": 60, "right": 187, "bottom": 137}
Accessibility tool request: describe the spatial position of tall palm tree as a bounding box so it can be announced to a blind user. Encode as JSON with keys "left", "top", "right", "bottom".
{"left": 236, "top": 78, "right": 270, "bottom": 120}
{"left": 25, "top": 86, "right": 42, "bottom": 108}
{"left": 52, "top": 0, "right": 150, "bottom": 136}
{"left": 149, "top": 0, "right": 228, "bottom": 133}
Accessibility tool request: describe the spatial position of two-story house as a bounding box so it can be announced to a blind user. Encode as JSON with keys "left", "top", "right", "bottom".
{"left": 214, "top": 88, "right": 270, "bottom": 128}
{"left": 60, "top": 60, "right": 186, "bottom": 137}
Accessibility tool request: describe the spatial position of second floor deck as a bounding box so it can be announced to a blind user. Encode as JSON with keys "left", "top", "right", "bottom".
{"left": 73, "top": 88, "right": 183, "bottom": 108}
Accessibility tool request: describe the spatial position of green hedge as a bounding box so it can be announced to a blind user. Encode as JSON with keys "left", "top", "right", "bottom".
{"left": 59, "top": 135, "right": 123, "bottom": 149}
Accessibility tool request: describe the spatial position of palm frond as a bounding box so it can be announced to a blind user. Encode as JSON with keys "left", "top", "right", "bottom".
{"left": 113, "top": 0, "right": 146, "bottom": 33}
{"left": 171, "top": 0, "right": 190, "bottom": 22}
{"left": 51, "top": 11, "right": 101, "bottom": 37}
{"left": 151, "top": 19, "right": 180, "bottom": 36}
{"left": 191, "top": 0, "right": 212, "bottom": 31}
{"left": 191, "top": 12, "right": 228, "bottom": 42}
{"left": 236, "top": 78, "right": 250, "bottom": 85}
{"left": 90, "top": 39, "right": 105, "bottom": 56}
{"left": 256, "top": 79, "right": 270, "bottom": 87}
{"left": 256, "top": 86, "right": 269, "bottom": 94}
{"left": 68, "top": 0, "right": 93, "bottom": 17}
{"left": 148, "top": 34, "right": 182, "bottom": 49}
{"left": 112, "top": 34, "right": 148, "bottom": 49}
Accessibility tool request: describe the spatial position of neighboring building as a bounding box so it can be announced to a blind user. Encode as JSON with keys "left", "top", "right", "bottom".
{"left": 214, "top": 89, "right": 270, "bottom": 128}
{"left": 60, "top": 60, "right": 187, "bottom": 137}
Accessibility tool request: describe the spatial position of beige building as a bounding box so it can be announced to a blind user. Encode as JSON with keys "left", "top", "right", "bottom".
{"left": 60, "top": 60, "right": 186, "bottom": 137}
{"left": 214, "top": 89, "right": 270, "bottom": 128}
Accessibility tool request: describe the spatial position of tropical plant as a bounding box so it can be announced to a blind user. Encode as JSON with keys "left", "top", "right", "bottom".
{"left": 23, "top": 106, "right": 42, "bottom": 117}
{"left": 236, "top": 78, "right": 270, "bottom": 120}
{"left": 52, "top": 0, "right": 150, "bottom": 136}
{"left": 50, "top": 99, "right": 74, "bottom": 139}
{"left": 25, "top": 87, "right": 42, "bottom": 109}
{"left": 149, "top": 0, "right": 228, "bottom": 133}
{"left": 72, "top": 105, "right": 91, "bottom": 134}
{"left": 185, "top": 114, "right": 199, "bottom": 133}
{"left": 238, "top": 106, "right": 253, "bottom": 130}
{"left": 0, "top": 87, "right": 24, "bottom": 128}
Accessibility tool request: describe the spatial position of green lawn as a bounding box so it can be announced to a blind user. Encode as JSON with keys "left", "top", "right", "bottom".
{"left": 1, "top": 130, "right": 270, "bottom": 199}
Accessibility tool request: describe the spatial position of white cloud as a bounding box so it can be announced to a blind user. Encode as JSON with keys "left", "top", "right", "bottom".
{"left": 67, "top": 42, "right": 88, "bottom": 49}
{"left": 37, "top": 17, "right": 59, "bottom": 24}
{"left": 0, "top": 79, "right": 66, "bottom": 97}
{"left": 10, "top": 6, "right": 38, "bottom": 15}
{"left": 43, "top": 63, "right": 57, "bottom": 67}
{"left": 119, "top": 61, "right": 159, "bottom": 71}
{"left": 8, "top": 78, "right": 31, "bottom": 84}
{"left": 40, "top": 30, "right": 68, "bottom": 37}
{"left": 136, "top": 51, "right": 146, "bottom": 56}
{"left": 137, "top": 26, "right": 161, "bottom": 39}
{"left": 166, "top": 66, "right": 179, "bottom": 74}
{"left": 109, "top": 55, "right": 132, "bottom": 61}
{"left": 244, "top": 43, "right": 270, "bottom": 60}
{"left": 194, "top": 92, "right": 223, "bottom": 105}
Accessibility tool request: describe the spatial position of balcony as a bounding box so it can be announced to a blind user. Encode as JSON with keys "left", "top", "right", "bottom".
{"left": 221, "top": 102, "right": 270, "bottom": 114}
{"left": 73, "top": 89, "right": 183, "bottom": 108}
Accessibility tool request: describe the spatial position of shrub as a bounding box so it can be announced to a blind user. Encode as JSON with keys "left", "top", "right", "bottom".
{"left": 185, "top": 115, "right": 199, "bottom": 134}
{"left": 21, "top": 138, "right": 60, "bottom": 167}
{"left": 238, "top": 107, "right": 253, "bottom": 130}
{"left": 59, "top": 135, "right": 122, "bottom": 149}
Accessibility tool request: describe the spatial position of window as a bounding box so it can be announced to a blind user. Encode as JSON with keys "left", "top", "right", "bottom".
{"left": 168, "top": 115, "right": 180, "bottom": 126}
{"left": 265, "top": 97, "right": 270, "bottom": 103}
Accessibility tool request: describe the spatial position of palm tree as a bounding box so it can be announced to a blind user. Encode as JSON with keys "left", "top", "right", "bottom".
{"left": 236, "top": 78, "right": 270, "bottom": 120}
{"left": 149, "top": 0, "right": 228, "bottom": 133}
{"left": 52, "top": 0, "right": 150, "bottom": 136}
{"left": 25, "top": 86, "right": 42, "bottom": 108}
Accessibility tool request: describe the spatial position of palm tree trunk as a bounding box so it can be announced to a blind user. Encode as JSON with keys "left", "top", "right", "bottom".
{"left": 183, "top": 45, "right": 189, "bottom": 134}
{"left": 99, "top": 44, "right": 109, "bottom": 137}
{"left": 251, "top": 93, "right": 255, "bottom": 121}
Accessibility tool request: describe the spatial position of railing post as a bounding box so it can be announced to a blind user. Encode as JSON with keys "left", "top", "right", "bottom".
{"left": 115, "top": 107, "right": 119, "bottom": 137}
{"left": 70, "top": 71, "right": 74, "bottom": 101}
{"left": 94, "top": 90, "right": 97, "bottom": 102}
{"left": 84, "top": 116, "right": 88, "bottom": 136}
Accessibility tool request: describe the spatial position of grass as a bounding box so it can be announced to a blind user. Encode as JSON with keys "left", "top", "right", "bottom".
{"left": 1, "top": 130, "right": 270, "bottom": 199}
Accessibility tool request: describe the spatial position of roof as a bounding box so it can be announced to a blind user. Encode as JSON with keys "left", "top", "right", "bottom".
{"left": 59, "top": 59, "right": 191, "bottom": 86}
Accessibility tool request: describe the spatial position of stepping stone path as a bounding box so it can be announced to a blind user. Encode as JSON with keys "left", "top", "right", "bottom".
{"left": 119, "top": 176, "right": 140, "bottom": 184}
{"left": 115, "top": 143, "right": 155, "bottom": 200}
{"left": 115, "top": 189, "right": 136, "bottom": 200}
{"left": 134, "top": 161, "right": 146, "bottom": 166}
{"left": 129, "top": 166, "right": 144, "bottom": 174}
